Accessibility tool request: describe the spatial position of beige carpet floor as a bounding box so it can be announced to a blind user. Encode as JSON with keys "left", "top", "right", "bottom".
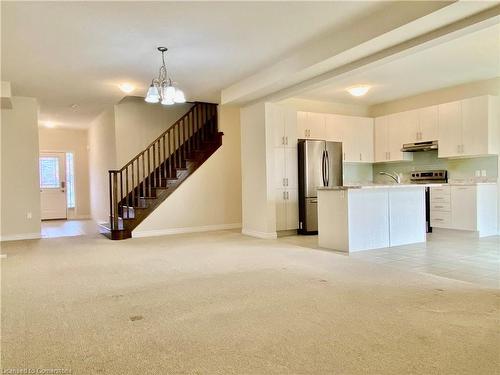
{"left": 1, "top": 230, "right": 499, "bottom": 374}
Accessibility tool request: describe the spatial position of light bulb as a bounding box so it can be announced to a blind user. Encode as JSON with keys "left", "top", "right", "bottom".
{"left": 347, "top": 85, "right": 370, "bottom": 97}
{"left": 164, "top": 85, "right": 175, "bottom": 101}
{"left": 174, "top": 89, "right": 186, "bottom": 103}
{"left": 145, "top": 84, "right": 160, "bottom": 103}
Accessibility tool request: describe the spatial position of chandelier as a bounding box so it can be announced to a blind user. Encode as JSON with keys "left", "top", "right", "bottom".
{"left": 145, "top": 47, "right": 186, "bottom": 105}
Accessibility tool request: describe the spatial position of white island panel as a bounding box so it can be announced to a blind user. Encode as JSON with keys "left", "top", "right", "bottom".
{"left": 389, "top": 188, "right": 426, "bottom": 246}
{"left": 348, "top": 189, "right": 390, "bottom": 251}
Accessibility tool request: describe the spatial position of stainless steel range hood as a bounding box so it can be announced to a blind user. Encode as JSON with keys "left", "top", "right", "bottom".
{"left": 401, "top": 140, "right": 438, "bottom": 152}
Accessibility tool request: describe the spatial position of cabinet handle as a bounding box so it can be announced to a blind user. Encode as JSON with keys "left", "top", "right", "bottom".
{"left": 286, "top": 136, "right": 289, "bottom": 145}
{"left": 286, "top": 191, "right": 289, "bottom": 200}
{"left": 283, "top": 178, "right": 286, "bottom": 187}
{"left": 286, "top": 178, "right": 289, "bottom": 186}
{"left": 434, "top": 218, "right": 444, "bottom": 222}
{"left": 282, "top": 136, "right": 285, "bottom": 145}
{"left": 283, "top": 191, "right": 286, "bottom": 200}
{"left": 434, "top": 205, "right": 444, "bottom": 208}
{"left": 461, "top": 144, "right": 464, "bottom": 153}
{"left": 343, "top": 152, "right": 346, "bottom": 161}
{"left": 359, "top": 153, "right": 362, "bottom": 161}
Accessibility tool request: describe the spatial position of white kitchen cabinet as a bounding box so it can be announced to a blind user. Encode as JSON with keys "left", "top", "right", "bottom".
{"left": 374, "top": 116, "right": 389, "bottom": 162}
{"left": 270, "top": 105, "right": 297, "bottom": 148}
{"left": 270, "top": 104, "right": 298, "bottom": 232}
{"left": 297, "top": 111, "right": 325, "bottom": 139}
{"left": 450, "top": 186, "right": 476, "bottom": 231}
{"left": 438, "top": 100, "right": 463, "bottom": 158}
{"left": 325, "top": 114, "right": 373, "bottom": 163}
{"left": 418, "top": 105, "right": 438, "bottom": 141}
{"left": 430, "top": 184, "right": 498, "bottom": 236}
{"left": 374, "top": 114, "right": 413, "bottom": 162}
{"left": 275, "top": 188, "right": 299, "bottom": 231}
{"left": 438, "top": 96, "right": 499, "bottom": 158}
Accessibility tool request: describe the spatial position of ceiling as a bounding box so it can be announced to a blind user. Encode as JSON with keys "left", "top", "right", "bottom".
{"left": 297, "top": 23, "right": 500, "bottom": 106}
{"left": 1, "top": 1, "right": 387, "bottom": 128}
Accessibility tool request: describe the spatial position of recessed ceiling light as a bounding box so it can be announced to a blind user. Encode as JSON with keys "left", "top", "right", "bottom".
{"left": 119, "top": 83, "right": 135, "bottom": 94}
{"left": 347, "top": 85, "right": 371, "bottom": 97}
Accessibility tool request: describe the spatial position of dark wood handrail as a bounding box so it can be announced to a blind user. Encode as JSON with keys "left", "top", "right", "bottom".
{"left": 107, "top": 101, "right": 218, "bottom": 231}
{"left": 119, "top": 102, "right": 201, "bottom": 171}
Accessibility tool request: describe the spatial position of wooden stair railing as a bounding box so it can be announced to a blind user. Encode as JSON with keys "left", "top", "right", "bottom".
{"left": 103, "top": 102, "right": 221, "bottom": 240}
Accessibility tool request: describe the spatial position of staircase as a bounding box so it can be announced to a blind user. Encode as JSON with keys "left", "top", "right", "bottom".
{"left": 100, "top": 102, "right": 222, "bottom": 240}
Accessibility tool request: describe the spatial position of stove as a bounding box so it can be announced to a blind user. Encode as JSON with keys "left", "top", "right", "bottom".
{"left": 410, "top": 170, "right": 448, "bottom": 184}
{"left": 410, "top": 170, "right": 448, "bottom": 233}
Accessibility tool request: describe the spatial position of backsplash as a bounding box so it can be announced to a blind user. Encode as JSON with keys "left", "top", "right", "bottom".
{"left": 344, "top": 163, "right": 373, "bottom": 184}
{"left": 372, "top": 151, "right": 498, "bottom": 183}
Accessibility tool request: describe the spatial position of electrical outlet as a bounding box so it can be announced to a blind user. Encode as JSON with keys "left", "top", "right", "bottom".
{"left": 27, "top": 212, "right": 32, "bottom": 219}
{"left": 475, "top": 170, "right": 481, "bottom": 177}
{"left": 481, "top": 170, "right": 487, "bottom": 177}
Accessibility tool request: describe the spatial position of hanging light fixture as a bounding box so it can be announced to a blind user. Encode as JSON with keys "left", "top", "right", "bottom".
{"left": 144, "top": 47, "right": 186, "bottom": 105}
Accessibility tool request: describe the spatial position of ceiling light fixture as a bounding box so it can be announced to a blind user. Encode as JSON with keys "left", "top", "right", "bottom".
{"left": 347, "top": 85, "right": 371, "bottom": 97}
{"left": 145, "top": 47, "right": 186, "bottom": 105}
{"left": 119, "top": 83, "right": 135, "bottom": 94}
{"left": 44, "top": 121, "right": 56, "bottom": 128}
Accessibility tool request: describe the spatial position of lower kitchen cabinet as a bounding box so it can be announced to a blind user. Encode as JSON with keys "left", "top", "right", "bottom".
{"left": 276, "top": 188, "right": 298, "bottom": 231}
{"left": 430, "top": 184, "right": 498, "bottom": 237}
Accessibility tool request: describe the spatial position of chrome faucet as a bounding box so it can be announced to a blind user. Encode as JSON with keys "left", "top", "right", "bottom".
{"left": 379, "top": 171, "right": 401, "bottom": 184}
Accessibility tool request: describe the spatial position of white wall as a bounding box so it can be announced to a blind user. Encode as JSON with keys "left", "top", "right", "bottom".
{"left": 240, "top": 102, "right": 277, "bottom": 238}
{"left": 88, "top": 109, "right": 117, "bottom": 223}
{"left": 39, "top": 127, "right": 90, "bottom": 219}
{"left": 133, "top": 105, "right": 242, "bottom": 236}
{"left": 1, "top": 97, "right": 41, "bottom": 240}
{"left": 114, "top": 97, "right": 193, "bottom": 166}
{"left": 278, "top": 97, "right": 370, "bottom": 117}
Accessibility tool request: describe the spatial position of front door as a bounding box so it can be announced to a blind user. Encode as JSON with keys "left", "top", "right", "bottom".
{"left": 40, "top": 152, "right": 67, "bottom": 220}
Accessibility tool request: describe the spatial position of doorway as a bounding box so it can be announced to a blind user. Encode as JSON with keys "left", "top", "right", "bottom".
{"left": 39, "top": 152, "right": 67, "bottom": 220}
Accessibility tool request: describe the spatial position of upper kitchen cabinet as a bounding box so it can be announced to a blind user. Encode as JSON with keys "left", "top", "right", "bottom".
{"left": 297, "top": 111, "right": 325, "bottom": 139}
{"left": 417, "top": 105, "right": 438, "bottom": 142}
{"left": 269, "top": 104, "right": 297, "bottom": 148}
{"left": 438, "top": 96, "right": 499, "bottom": 158}
{"left": 325, "top": 114, "right": 373, "bottom": 163}
{"left": 374, "top": 114, "right": 413, "bottom": 162}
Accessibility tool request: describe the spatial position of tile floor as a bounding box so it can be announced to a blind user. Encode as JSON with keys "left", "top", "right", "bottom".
{"left": 41, "top": 219, "right": 98, "bottom": 238}
{"left": 280, "top": 231, "right": 500, "bottom": 288}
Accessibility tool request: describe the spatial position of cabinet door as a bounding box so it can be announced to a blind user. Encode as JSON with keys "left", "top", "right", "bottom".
{"left": 324, "top": 114, "right": 344, "bottom": 142}
{"left": 268, "top": 104, "right": 286, "bottom": 148}
{"left": 418, "top": 105, "right": 438, "bottom": 141}
{"left": 285, "top": 189, "right": 299, "bottom": 230}
{"left": 274, "top": 147, "right": 286, "bottom": 189}
{"left": 284, "top": 107, "right": 298, "bottom": 147}
{"left": 461, "top": 96, "right": 489, "bottom": 156}
{"left": 438, "top": 101, "right": 462, "bottom": 158}
{"left": 387, "top": 113, "right": 413, "bottom": 161}
{"left": 307, "top": 112, "right": 326, "bottom": 140}
{"left": 297, "top": 111, "right": 309, "bottom": 139}
{"left": 275, "top": 189, "right": 287, "bottom": 231}
{"left": 451, "top": 186, "right": 476, "bottom": 231}
{"left": 284, "top": 147, "right": 298, "bottom": 189}
{"left": 374, "top": 116, "right": 389, "bottom": 162}
{"left": 355, "top": 117, "right": 374, "bottom": 163}
{"left": 399, "top": 110, "right": 419, "bottom": 144}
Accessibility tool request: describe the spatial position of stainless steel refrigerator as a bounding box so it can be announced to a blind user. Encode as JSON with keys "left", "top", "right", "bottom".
{"left": 297, "top": 140, "right": 343, "bottom": 234}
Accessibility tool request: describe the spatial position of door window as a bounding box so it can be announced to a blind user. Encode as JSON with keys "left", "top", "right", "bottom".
{"left": 39, "top": 157, "right": 60, "bottom": 188}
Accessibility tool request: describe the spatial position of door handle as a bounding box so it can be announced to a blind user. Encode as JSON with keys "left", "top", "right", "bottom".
{"left": 325, "top": 150, "right": 330, "bottom": 186}
{"left": 321, "top": 150, "right": 326, "bottom": 186}
{"left": 61, "top": 181, "right": 66, "bottom": 189}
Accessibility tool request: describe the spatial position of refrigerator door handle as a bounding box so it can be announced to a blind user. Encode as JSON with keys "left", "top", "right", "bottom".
{"left": 321, "top": 150, "right": 326, "bottom": 186}
{"left": 325, "top": 150, "right": 330, "bottom": 186}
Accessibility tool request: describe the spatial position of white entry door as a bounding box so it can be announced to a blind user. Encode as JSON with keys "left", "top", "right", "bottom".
{"left": 40, "top": 152, "right": 67, "bottom": 220}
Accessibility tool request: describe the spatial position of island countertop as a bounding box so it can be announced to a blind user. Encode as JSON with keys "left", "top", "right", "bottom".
{"left": 317, "top": 181, "right": 497, "bottom": 190}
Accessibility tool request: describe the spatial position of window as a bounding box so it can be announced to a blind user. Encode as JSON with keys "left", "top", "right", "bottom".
{"left": 39, "top": 157, "right": 60, "bottom": 188}
{"left": 66, "top": 153, "right": 75, "bottom": 208}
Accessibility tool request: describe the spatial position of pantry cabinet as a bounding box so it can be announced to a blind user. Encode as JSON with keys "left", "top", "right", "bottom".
{"left": 438, "top": 96, "right": 499, "bottom": 158}
{"left": 269, "top": 104, "right": 299, "bottom": 231}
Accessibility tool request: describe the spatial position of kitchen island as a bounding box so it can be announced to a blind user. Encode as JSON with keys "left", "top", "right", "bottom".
{"left": 317, "top": 185, "right": 427, "bottom": 252}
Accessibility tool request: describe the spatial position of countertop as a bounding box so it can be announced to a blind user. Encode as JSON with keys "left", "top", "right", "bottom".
{"left": 317, "top": 181, "right": 498, "bottom": 191}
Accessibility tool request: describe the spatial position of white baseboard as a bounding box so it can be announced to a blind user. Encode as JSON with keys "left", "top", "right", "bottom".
{"left": 132, "top": 223, "right": 241, "bottom": 238}
{"left": 0, "top": 232, "right": 41, "bottom": 242}
{"left": 241, "top": 228, "right": 277, "bottom": 239}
